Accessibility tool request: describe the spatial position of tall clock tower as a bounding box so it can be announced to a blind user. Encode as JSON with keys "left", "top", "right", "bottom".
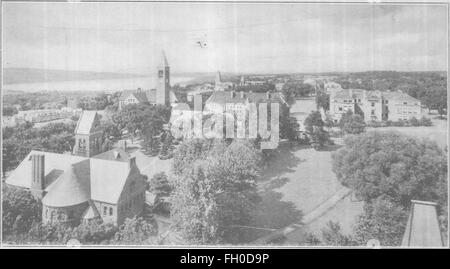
{"left": 156, "top": 51, "right": 170, "bottom": 106}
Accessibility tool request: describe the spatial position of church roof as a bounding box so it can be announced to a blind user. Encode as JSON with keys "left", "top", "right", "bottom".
{"left": 90, "top": 158, "right": 133, "bottom": 204}
{"left": 75, "top": 110, "right": 99, "bottom": 135}
{"left": 401, "top": 200, "right": 444, "bottom": 247}
{"left": 91, "top": 148, "right": 130, "bottom": 162}
{"left": 42, "top": 159, "right": 91, "bottom": 207}
{"left": 5, "top": 151, "right": 88, "bottom": 190}
{"left": 6, "top": 149, "right": 143, "bottom": 206}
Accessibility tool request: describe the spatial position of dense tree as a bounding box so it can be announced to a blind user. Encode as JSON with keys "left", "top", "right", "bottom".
{"left": 2, "top": 121, "right": 77, "bottom": 175}
{"left": 423, "top": 86, "right": 447, "bottom": 118}
{"left": 320, "top": 221, "right": 356, "bottom": 246}
{"left": 281, "top": 82, "right": 314, "bottom": 105}
{"left": 338, "top": 110, "right": 366, "bottom": 135}
{"left": 170, "top": 140, "right": 261, "bottom": 244}
{"left": 3, "top": 106, "right": 18, "bottom": 116}
{"left": 304, "top": 111, "right": 329, "bottom": 149}
{"left": 149, "top": 172, "right": 172, "bottom": 215}
{"left": 112, "top": 217, "right": 157, "bottom": 245}
{"left": 332, "top": 132, "right": 447, "bottom": 208}
{"left": 159, "top": 131, "right": 175, "bottom": 159}
{"left": 236, "top": 83, "right": 275, "bottom": 93}
{"left": 315, "top": 91, "right": 330, "bottom": 111}
{"left": 353, "top": 198, "right": 408, "bottom": 246}
{"left": 2, "top": 185, "right": 42, "bottom": 237}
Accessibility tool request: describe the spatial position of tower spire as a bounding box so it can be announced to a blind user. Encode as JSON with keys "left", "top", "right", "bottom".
{"left": 160, "top": 50, "right": 169, "bottom": 67}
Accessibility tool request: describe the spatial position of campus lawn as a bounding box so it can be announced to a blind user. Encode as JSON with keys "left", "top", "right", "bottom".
{"left": 367, "top": 111, "right": 448, "bottom": 149}
{"left": 235, "top": 143, "right": 364, "bottom": 244}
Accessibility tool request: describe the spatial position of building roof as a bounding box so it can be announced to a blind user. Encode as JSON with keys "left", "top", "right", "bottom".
{"left": 90, "top": 158, "right": 133, "bottom": 204}
{"left": 75, "top": 110, "right": 99, "bottom": 135}
{"left": 5, "top": 151, "right": 88, "bottom": 190}
{"left": 42, "top": 159, "right": 91, "bottom": 207}
{"left": 6, "top": 149, "right": 141, "bottom": 206}
{"left": 382, "top": 91, "right": 420, "bottom": 103}
{"left": 119, "top": 89, "right": 177, "bottom": 104}
{"left": 401, "top": 200, "right": 444, "bottom": 247}
{"left": 91, "top": 148, "right": 130, "bottom": 162}
{"left": 206, "top": 91, "right": 286, "bottom": 106}
{"left": 333, "top": 89, "right": 365, "bottom": 100}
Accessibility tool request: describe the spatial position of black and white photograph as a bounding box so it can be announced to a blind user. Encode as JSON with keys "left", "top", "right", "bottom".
{"left": 1, "top": 0, "right": 448, "bottom": 249}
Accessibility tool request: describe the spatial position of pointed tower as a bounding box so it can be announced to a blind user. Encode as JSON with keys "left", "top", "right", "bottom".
{"left": 73, "top": 111, "right": 104, "bottom": 157}
{"left": 156, "top": 51, "right": 170, "bottom": 106}
{"left": 215, "top": 71, "right": 222, "bottom": 85}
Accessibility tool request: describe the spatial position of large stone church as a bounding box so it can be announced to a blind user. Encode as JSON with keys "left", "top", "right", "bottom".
{"left": 5, "top": 111, "right": 147, "bottom": 226}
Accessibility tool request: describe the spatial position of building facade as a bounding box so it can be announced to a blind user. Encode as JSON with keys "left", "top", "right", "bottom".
{"left": 329, "top": 89, "right": 421, "bottom": 123}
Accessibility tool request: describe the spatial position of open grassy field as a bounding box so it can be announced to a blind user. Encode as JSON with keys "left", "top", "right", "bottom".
{"left": 367, "top": 111, "right": 447, "bottom": 149}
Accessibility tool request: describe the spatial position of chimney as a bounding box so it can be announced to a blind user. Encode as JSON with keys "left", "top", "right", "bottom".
{"left": 30, "top": 154, "right": 45, "bottom": 190}
{"left": 240, "top": 91, "right": 245, "bottom": 98}
{"left": 128, "top": 156, "right": 136, "bottom": 169}
{"left": 349, "top": 89, "right": 353, "bottom": 99}
{"left": 119, "top": 140, "right": 127, "bottom": 151}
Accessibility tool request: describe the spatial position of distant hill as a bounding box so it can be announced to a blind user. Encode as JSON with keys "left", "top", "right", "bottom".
{"left": 3, "top": 68, "right": 146, "bottom": 85}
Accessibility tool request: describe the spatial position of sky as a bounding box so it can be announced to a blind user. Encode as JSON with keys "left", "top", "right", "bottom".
{"left": 2, "top": 2, "right": 448, "bottom": 74}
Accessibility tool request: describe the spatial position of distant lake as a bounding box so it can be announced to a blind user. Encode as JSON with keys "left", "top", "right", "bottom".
{"left": 2, "top": 76, "right": 194, "bottom": 93}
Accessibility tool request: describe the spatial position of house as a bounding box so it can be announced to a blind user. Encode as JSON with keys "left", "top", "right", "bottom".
{"left": 118, "top": 51, "right": 178, "bottom": 110}
{"left": 329, "top": 89, "right": 421, "bottom": 123}
{"left": 401, "top": 200, "right": 444, "bottom": 247}
{"left": 5, "top": 111, "right": 147, "bottom": 226}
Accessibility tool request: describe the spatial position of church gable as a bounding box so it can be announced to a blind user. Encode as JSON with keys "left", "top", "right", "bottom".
{"left": 75, "top": 111, "right": 101, "bottom": 135}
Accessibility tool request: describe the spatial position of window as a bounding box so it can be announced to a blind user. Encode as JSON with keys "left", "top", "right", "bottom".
{"left": 358, "top": 99, "right": 361, "bottom": 102}
{"left": 339, "top": 107, "right": 343, "bottom": 111}
{"left": 371, "top": 110, "right": 375, "bottom": 115}
{"left": 158, "top": 70, "right": 164, "bottom": 78}
{"left": 109, "top": 207, "right": 113, "bottom": 216}
{"left": 103, "top": 206, "right": 107, "bottom": 216}
{"left": 371, "top": 102, "right": 375, "bottom": 107}
{"left": 403, "top": 102, "right": 407, "bottom": 105}
{"left": 385, "top": 100, "right": 388, "bottom": 104}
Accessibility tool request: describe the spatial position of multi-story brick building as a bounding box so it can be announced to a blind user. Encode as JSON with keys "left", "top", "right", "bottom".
{"left": 329, "top": 88, "right": 421, "bottom": 123}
